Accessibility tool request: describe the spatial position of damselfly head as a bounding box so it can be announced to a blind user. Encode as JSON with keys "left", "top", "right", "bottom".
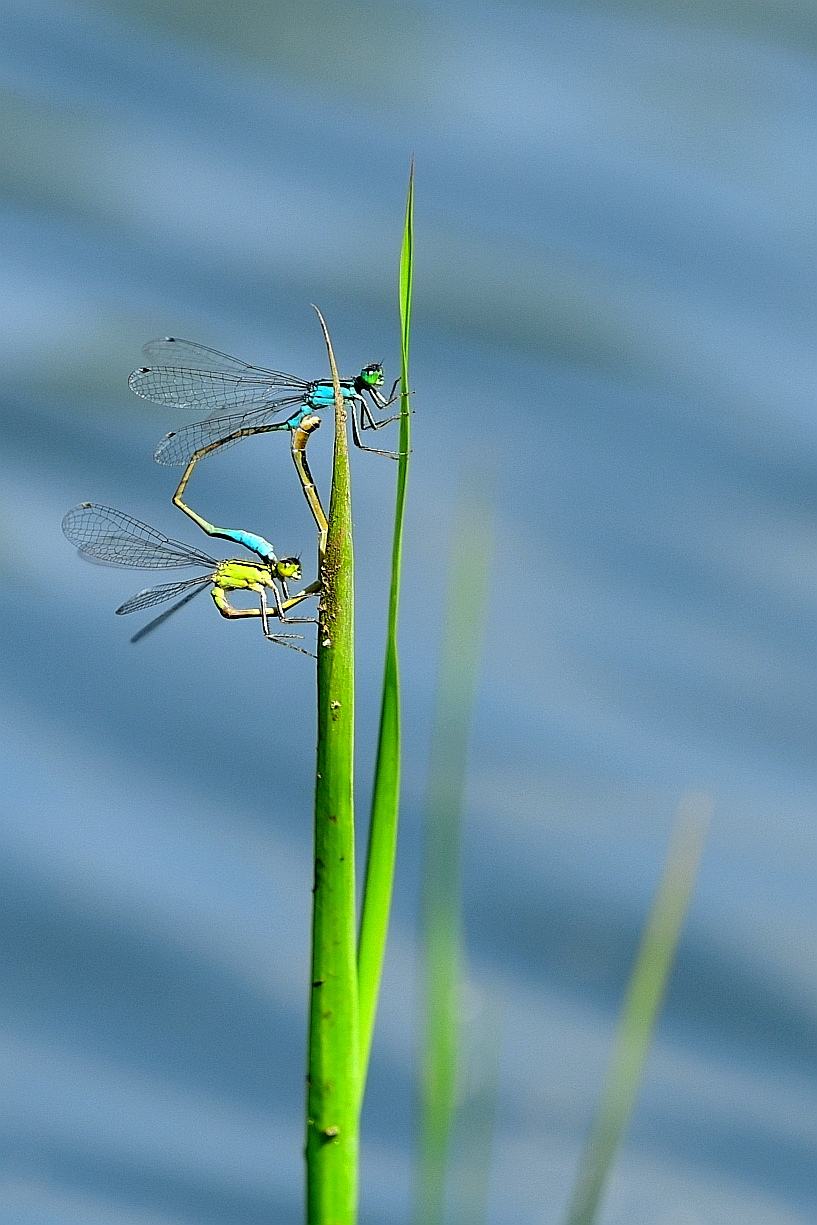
{"left": 359, "top": 363, "right": 384, "bottom": 387}
{"left": 277, "top": 556, "right": 302, "bottom": 581}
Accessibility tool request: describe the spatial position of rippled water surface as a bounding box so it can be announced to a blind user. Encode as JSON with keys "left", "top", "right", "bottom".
{"left": 1, "top": 2, "right": 816, "bottom": 1221}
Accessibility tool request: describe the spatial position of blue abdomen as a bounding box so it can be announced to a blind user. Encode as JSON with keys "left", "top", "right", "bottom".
{"left": 308, "top": 381, "right": 355, "bottom": 410}
{"left": 223, "top": 528, "right": 275, "bottom": 560}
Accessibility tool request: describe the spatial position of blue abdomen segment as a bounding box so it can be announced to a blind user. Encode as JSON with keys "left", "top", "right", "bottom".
{"left": 285, "top": 406, "right": 310, "bottom": 428}
{"left": 220, "top": 528, "right": 276, "bottom": 560}
{"left": 307, "top": 381, "right": 355, "bottom": 410}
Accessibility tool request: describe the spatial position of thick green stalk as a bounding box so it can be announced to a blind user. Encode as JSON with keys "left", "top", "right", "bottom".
{"left": 564, "top": 795, "right": 710, "bottom": 1225}
{"left": 414, "top": 501, "right": 492, "bottom": 1225}
{"left": 357, "top": 162, "right": 414, "bottom": 1084}
{"left": 306, "top": 307, "right": 360, "bottom": 1225}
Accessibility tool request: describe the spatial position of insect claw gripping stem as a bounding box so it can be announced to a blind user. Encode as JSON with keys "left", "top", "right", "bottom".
{"left": 349, "top": 400, "right": 404, "bottom": 459}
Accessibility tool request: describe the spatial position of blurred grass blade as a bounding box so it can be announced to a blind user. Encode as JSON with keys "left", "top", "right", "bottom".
{"left": 357, "top": 162, "right": 414, "bottom": 1082}
{"left": 565, "top": 794, "right": 711, "bottom": 1225}
{"left": 414, "top": 498, "right": 493, "bottom": 1225}
{"left": 306, "top": 307, "right": 360, "bottom": 1225}
{"left": 452, "top": 996, "right": 501, "bottom": 1225}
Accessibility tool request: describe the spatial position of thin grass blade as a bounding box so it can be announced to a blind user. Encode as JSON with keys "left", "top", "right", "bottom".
{"left": 452, "top": 996, "right": 501, "bottom": 1225}
{"left": 564, "top": 794, "right": 710, "bottom": 1225}
{"left": 414, "top": 497, "right": 493, "bottom": 1225}
{"left": 357, "top": 161, "right": 414, "bottom": 1084}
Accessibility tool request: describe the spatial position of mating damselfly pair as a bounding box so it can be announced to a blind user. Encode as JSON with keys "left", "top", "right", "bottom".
{"left": 63, "top": 335, "right": 406, "bottom": 650}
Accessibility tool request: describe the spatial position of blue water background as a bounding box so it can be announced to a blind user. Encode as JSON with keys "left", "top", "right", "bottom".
{"left": 1, "top": 1, "right": 816, "bottom": 1221}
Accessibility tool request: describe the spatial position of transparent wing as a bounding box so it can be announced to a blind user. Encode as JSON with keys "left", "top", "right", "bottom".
{"left": 129, "top": 365, "right": 307, "bottom": 414}
{"left": 130, "top": 334, "right": 310, "bottom": 414}
{"left": 130, "top": 582, "right": 210, "bottom": 643}
{"left": 141, "top": 337, "right": 309, "bottom": 385}
{"left": 153, "top": 402, "right": 302, "bottom": 467}
{"left": 62, "top": 504, "right": 218, "bottom": 569}
{"left": 116, "top": 576, "right": 212, "bottom": 615}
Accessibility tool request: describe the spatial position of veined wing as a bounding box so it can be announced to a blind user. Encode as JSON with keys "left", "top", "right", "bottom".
{"left": 153, "top": 400, "right": 303, "bottom": 467}
{"left": 62, "top": 504, "right": 218, "bottom": 569}
{"left": 116, "top": 576, "right": 212, "bottom": 615}
{"left": 142, "top": 336, "right": 309, "bottom": 386}
{"left": 131, "top": 335, "right": 309, "bottom": 413}
{"left": 128, "top": 364, "right": 309, "bottom": 414}
{"left": 130, "top": 582, "right": 210, "bottom": 643}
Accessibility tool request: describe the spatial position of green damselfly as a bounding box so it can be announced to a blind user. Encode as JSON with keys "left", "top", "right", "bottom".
{"left": 129, "top": 336, "right": 404, "bottom": 466}
{"left": 62, "top": 503, "right": 318, "bottom": 652}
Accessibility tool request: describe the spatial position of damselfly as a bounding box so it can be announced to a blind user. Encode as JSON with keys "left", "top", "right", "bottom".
{"left": 62, "top": 503, "right": 318, "bottom": 652}
{"left": 129, "top": 336, "right": 405, "bottom": 467}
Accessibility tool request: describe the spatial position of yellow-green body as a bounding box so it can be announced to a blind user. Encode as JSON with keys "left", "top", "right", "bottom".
{"left": 213, "top": 559, "right": 274, "bottom": 592}
{"left": 211, "top": 561, "right": 273, "bottom": 616}
{"left": 209, "top": 558, "right": 304, "bottom": 629}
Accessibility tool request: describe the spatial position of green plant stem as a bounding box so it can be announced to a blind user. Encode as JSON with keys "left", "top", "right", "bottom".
{"left": 564, "top": 794, "right": 710, "bottom": 1225}
{"left": 357, "top": 162, "right": 414, "bottom": 1086}
{"left": 306, "top": 307, "right": 360, "bottom": 1225}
